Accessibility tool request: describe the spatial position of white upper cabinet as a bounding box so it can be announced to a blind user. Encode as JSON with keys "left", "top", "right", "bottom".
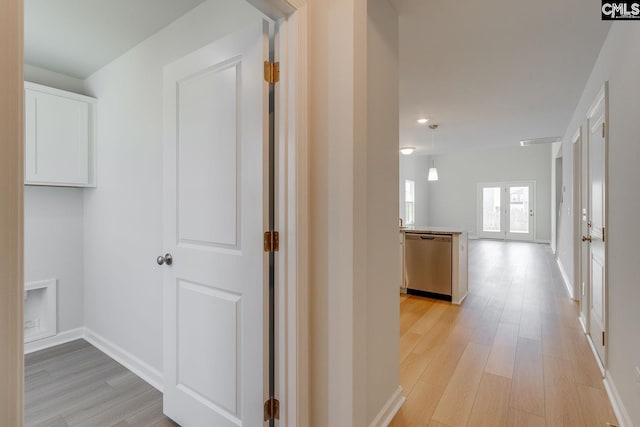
{"left": 24, "top": 82, "right": 96, "bottom": 187}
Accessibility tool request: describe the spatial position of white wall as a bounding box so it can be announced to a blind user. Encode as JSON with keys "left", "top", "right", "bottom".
{"left": 308, "top": 0, "right": 369, "bottom": 424}
{"left": 24, "top": 187, "right": 84, "bottom": 332}
{"left": 81, "top": 0, "right": 264, "bottom": 373}
{"left": 367, "top": 0, "right": 400, "bottom": 423}
{"left": 556, "top": 23, "right": 640, "bottom": 425}
{"left": 24, "top": 64, "right": 85, "bottom": 93}
{"left": 23, "top": 67, "right": 86, "bottom": 335}
{"left": 427, "top": 144, "right": 552, "bottom": 240}
{"left": 399, "top": 154, "right": 430, "bottom": 226}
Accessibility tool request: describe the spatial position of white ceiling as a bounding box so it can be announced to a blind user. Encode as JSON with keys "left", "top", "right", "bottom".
{"left": 25, "top": 0, "right": 207, "bottom": 79}
{"left": 392, "top": 0, "right": 611, "bottom": 154}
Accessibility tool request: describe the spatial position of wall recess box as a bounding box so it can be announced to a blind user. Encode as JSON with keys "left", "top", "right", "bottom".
{"left": 24, "top": 279, "right": 57, "bottom": 343}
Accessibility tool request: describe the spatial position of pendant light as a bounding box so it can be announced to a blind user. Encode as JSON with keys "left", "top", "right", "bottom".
{"left": 428, "top": 124, "right": 439, "bottom": 181}
{"left": 428, "top": 161, "right": 439, "bottom": 181}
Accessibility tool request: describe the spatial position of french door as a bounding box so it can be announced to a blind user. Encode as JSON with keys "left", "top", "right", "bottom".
{"left": 477, "top": 182, "right": 535, "bottom": 241}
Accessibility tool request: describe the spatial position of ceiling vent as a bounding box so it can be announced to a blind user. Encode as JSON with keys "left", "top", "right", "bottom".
{"left": 519, "top": 136, "right": 561, "bottom": 147}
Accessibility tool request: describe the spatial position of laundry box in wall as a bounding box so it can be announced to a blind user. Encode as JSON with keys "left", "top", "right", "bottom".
{"left": 24, "top": 279, "right": 57, "bottom": 343}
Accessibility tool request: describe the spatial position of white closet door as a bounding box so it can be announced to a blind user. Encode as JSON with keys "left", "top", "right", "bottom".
{"left": 162, "top": 21, "right": 270, "bottom": 427}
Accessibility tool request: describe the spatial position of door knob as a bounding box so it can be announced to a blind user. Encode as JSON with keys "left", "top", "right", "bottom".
{"left": 581, "top": 236, "right": 592, "bottom": 243}
{"left": 157, "top": 253, "right": 173, "bottom": 265}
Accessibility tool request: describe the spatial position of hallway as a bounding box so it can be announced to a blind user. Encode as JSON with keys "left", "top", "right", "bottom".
{"left": 391, "top": 240, "right": 617, "bottom": 427}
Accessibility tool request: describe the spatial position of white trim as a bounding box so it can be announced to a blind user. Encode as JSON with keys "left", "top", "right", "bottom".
{"left": 556, "top": 257, "right": 575, "bottom": 300}
{"left": 586, "top": 84, "right": 606, "bottom": 121}
{"left": 534, "top": 239, "right": 551, "bottom": 244}
{"left": 24, "top": 327, "right": 163, "bottom": 392}
{"left": 24, "top": 327, "right": 84, "bottom": 354}
{"left": 24, "top": 279, "right": 57, "bottom": 343}
{"left": 368, "top": 386, "right": 406, "bottom": 427}
{"left": 84, "top": 328, "right": 164, "bottom": 392}
{"left": 579, "top": 315, "right": 588, "bottom": 334}
{"left": 603, "top": 373, "right": 632, "bottom": 427}
{"left": 572, "top": 127, "right": 581, "bottom": 145}
{"left": 586, "top": 333, "right": 606, "bottom": 377}
{"left": 279, "top": 0, "right": 309, "bottom": 427}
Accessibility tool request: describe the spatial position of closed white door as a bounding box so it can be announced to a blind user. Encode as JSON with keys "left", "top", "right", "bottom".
{"left": 477, "top": 182, "right": 535, "bottom": 241}
{"left": 576, "top": 130, "right": 591, "bottom": 329}
{"left": 161, "top": 21, "right": 270, "bottom": 427}
{"left": 586, "top": 84, "right": 607, "bottom": 366}
{"left": 505, "top": 183, "right": 534, "bottom": 241}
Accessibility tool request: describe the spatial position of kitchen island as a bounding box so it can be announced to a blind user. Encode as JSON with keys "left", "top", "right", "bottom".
{"left": 399, "top": 226, "right": 469, "bottom": 304}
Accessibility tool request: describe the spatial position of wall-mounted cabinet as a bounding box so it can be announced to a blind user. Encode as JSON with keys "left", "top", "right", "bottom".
{"left": 24, "top": 82, "right": 96, "bottom": 187}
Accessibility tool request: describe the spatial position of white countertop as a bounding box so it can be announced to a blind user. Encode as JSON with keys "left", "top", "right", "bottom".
{"left": 400, "top": 226, "right": 467, "bottom": 235}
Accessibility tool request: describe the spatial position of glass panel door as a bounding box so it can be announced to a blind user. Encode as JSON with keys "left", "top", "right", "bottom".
{"left": 506, "top": 183, "right": 534, "bottom": 240}
{"left": 477, "top": 182, "right": 535, "bottom": 241}
{"left": 482, "top": 187, "right": 502, "bottom": 233}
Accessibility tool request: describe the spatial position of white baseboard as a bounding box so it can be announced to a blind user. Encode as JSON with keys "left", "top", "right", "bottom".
{"left": 26, "top": 326, "right": 164, "bottom": 392}
{"left": 83, "top": 328, "right": 163, "bottom": 392}
{"left": 534, "top": 239, "right": 551, "bottom": 244}
{"left": 24, "top": 327, "right": 84, "bottom": 354}
{"left": 604, "top": 373, "right": 632, "bottom": 427}
{"left": 586, "top": 334, "right": 606, "bottom": 377}
{"left": 369, "top": 386, "right": 405, "bottom": 427}
{"left": 579, "top": 315, "right": 588, "bottom": 334}
{"left": 556, "top": 257, "right": 575, "bottom": 300}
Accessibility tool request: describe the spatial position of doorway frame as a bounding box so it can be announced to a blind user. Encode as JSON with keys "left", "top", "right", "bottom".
{"left": 584, "top": 82, "right": 609, "bottom": 372}
{"left": 572, "top": 128, "right": 585, "bottom": 314}
{"left": 0, "top": 0, "right": 309, "bottom": 426}
{"left": 476, "top": 181, "right": 537, "bottom": 241}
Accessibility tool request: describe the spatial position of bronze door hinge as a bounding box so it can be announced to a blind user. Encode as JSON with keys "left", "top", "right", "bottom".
{"left": 264, "top": 397, "right": 280, "bottom": 421}
{"left": 602, "top": 226, "right": 606, "bottom": 243}
{"left": 602, "top": 122, "right": 606, "bottom": 138}
{"left": 602, "top": 331, "right": 606, "bottom": 346}
{"left": 264, "top": 61, "right": 280, "bottom": 84}
{"left": 264, "top": 231, "right": 280, "bottom": 252}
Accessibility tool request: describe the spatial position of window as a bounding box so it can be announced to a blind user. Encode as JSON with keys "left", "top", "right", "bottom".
{"left": 405, "top": 180, "right": 415, "bottom": 225}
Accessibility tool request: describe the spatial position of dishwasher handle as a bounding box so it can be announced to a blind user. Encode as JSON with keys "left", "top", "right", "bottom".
{"left": 405, "top": 233, "right": 452, "bottom": 242}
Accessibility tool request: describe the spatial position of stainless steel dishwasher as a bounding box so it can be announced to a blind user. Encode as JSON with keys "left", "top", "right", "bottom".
{"left": 404, "top": 233, "right": 452, "bottom": 301}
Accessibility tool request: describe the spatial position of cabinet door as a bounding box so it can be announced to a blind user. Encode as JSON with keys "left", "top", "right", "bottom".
{"left": 25, "top": 89, "right": 90, "bottom": 185}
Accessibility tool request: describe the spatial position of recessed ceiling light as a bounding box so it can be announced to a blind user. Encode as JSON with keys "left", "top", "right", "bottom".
{"left": 400, "top": 147, "right": 416, "bottom": 155}
{"left": 417, "top": 118, "right": 429, "bottom": 124}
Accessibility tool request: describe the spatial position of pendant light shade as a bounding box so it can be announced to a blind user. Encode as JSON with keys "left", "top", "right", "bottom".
{"left": 428, "top": 124, "right": 439, "bottom": 181}
{"left": 428, "top": 161, "right": 439, "bottom": 181}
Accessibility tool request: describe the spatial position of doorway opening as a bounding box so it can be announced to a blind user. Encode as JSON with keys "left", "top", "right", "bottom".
{"left": 477, "top": 181, "right": 536, "bottom": 241}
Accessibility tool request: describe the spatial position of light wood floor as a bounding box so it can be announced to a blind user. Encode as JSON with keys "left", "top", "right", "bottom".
{"left": 390, "top": 240, "right": 618, "bottom": 427}
{"left": 25, "top": 339, "right": 177, "bottom": 427}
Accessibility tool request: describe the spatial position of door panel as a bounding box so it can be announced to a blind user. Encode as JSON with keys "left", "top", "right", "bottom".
{"left": 506, "top": 184, "right": 534, "bottom": 240}
{"left": 482, "top": 186, "right": 502, "bottom": 235}
{"left": 178, "top": 63, "right": 240, "bottom": 248}
{"left": 587, "top": 83, "right": 607, "bottom": 366}
{"left": 162, "top": 21, "right": 269, "bottom": 427}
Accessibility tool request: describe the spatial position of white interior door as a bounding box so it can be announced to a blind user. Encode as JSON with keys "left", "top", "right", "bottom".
{"left": 505, "top": 183, "right": 534, "bottom": 241}
{"left": 477, "top": 184, "right": 503, "bottom": 239}
{"left": 162, "top": 21, "right": 270, "bottom": 427}
{"left": 586, "top": 84, "right": 607, "bottom": 366}
{"left": 477, "top": 182, "right": 535, "bottom": 241}
{"left": 574, "top": 130, "right": 590, "bottom": 329}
